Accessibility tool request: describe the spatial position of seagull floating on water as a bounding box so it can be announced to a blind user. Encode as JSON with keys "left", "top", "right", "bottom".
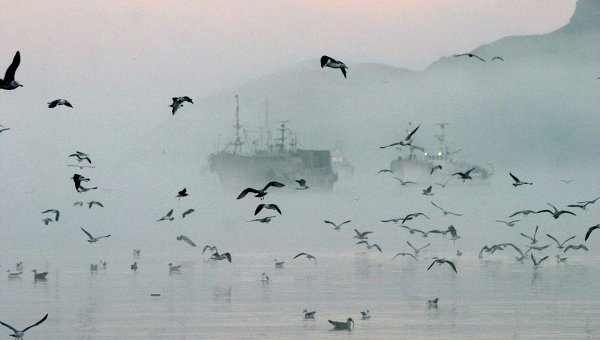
{"left": 0, "top": 51, "right": 22, "bottom": 90}
{"left": 274, "top": 259, "right": 284, "bottom": 268}
{"left": 427, "top": 298, "right": 439, "bottom": 308}
{"left": 31, "top": 270, "right": 48, "bottom": 280}
{"left": 237, "top": 181, "right": 285, "bottom": 200}
{"left": 360, "top": 310, "right": 370, "bottom": 319}
{"left": 302, "top": 310, "right": 316, "bottom": 319}
{"left": 169, "top": 96, "right": 193, "bottom": 115}
{"left": 328, "top": 318, "right": 354, "bottom": 331}
{"left": 0, "top": 313, "right": 47, "bottom": 340}
{"left": 42, "top": 218, "right": 53, "bottom": 225}
{"left": 168, "top": 263, "right": 182, "bottom": 272}
{"left": 131, "top": 262, "right": 138, "bottom": 271}
{"left": 320, "top": 55, "right": 348, "bottom": 78}
{"left": 48, "top": 99, "right": 73, "bottom": 108}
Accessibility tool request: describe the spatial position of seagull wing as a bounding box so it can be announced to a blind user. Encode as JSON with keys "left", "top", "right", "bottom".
{"left": 373, "top": 244, "right": 382, "bottom": 253}
{"left": 48, "top": 100, "right": 58, "bottom": 108}
{"left": 182, "top": 209, "right": 195, "bottom": 218}
{"left": 556, "top": 210, "right": 576, "bottom": 217}
{"left": 339, "top": 220, "right": 351, "bottom": 226}
{"left": 166, "top": 209, "right": 173, "bottom": 217}
{"left": 97, "top": 235, "right": 111, "bottom": 239}
{"left": 237, "top": 188, "right": 260, "bottom": 199}
{"left": 80, "top": 227, "right": 94, "bottom": 240}
{"left": 320, "top": 56, "right": 330, "bottom": 68}
{"left": 0, "top": 320, "right": 18, "bottom": 333}
{"left": 585, "top": 225, "right": 600, "bottom": 241}
{"left": 519, "top": 233, "right": 533, "bottom": 242}
{"left": 431, "top": 201, "right": 443, "bottom": 211}
{"left": 562, "top": 235, "right": 576, "bottom": 246}
{"left": 380, "top": 142, "right": 401, "bottom": 149}
{"left": 405, "top": 124, "right": 420, "bottom": 141}
{"left": 223, "top": 253, "right": 232, "bottom": 263}
{"left": 538, "top": 256, "right": 549, "bottom": 264}
{"left": 264, "top": 181, "right": 285, "bottom": 190}
{"left": 418, "top": 243, "right": 431, "bottom": 252}
{"left": 445, "top": 260, "right": 458, "bottom": 273}
{"left": 254, "top": 204, "right": 265, "bottom": 216}
{"left": 406, "top": 241, "right": 417, "bottom": 252}
{"left": 427, "top": 260, "right": 438, "bottom": 271}
{"left": 509, "top": 172, "right": 520, "bottom": 183}
{"left": 503, "top": 243, "right": 523, "bottom": 257}
{"left": 271, "top": 204, "right": 282, "bottom": 215}
{"left": 182, "top": 236, "right": 196, "bottom": 247}
{"left": 473, "top": 54, "right": 486, "bottom": 62}
{"left": 294, "top": 252, "right": 309, "bottom": 259}
{"left": 4, "top": 51, "right": 20, "bottom": 82}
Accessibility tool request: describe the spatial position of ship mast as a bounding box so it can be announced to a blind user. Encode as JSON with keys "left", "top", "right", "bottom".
{"left": 435, "top": 122, "right": 449, "bottom": 155}
{"left": 265, "top": 98, "right": 273, "bottom": 153}
{"left": 276, "top": 121, "right": 289, "bottom": 153}
{"left": 233, "top": 95, "right": 243, "bottom": 155}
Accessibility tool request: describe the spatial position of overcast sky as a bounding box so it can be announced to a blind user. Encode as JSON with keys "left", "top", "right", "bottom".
{"left": 1, "top": 1, "right": 575, "bottom": 93}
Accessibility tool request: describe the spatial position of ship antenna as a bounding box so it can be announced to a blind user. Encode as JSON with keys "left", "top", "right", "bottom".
{"left": 233, "top": 95, "right": 243, "bottom": 155}
{"left": 277, "top": 120, "right": 289, "bottom": 153}
{"left": 435, "top": 123, "right": 449, "bottom": 155}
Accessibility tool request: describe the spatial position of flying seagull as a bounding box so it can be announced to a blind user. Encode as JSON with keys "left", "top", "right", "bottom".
{"left": 176, "top": 188, "right": 188, "bottom": 199}
{"left": 422, "top": 186, "right": 434, "bottom": 196}
{"left": 71, "top": 174, "right": 90, "bottom": 192}
{"left": 536, "top": 203, "right": 576, "bottom": 219}
{"left": 353, "top": 229, "right": 373, "bottom": 240}
{"left": 237, "top": 181, "right": 285, "bottom": 200}
{"left": 431, "top": 201, "right": 462, "bottom": 216}
{"left": 430, "top": 165, "right": 442, "bottom": 175}
{"left": 491, "top": 56, "right": 504, "bottom": 61}
{"left": 247, "top": 216, "right": 276, "bottom": 223}
{"left": 447, "top": 225, "right": 461, "bottom": 242}
{"left": 328, "top": 318, "right": 354, "bottom": 331}
{"left": 531, "top": 254, "right": 549, "bottom": 268}
{"left": 170, "top": 96, "right": 193, "bottom": 115}
{"left": 69, "top": 153, "right": 92, "bottom": 164}
{"left": 407, "top": 241, "right": 430, "bottom": 257}
{"left": 356, "top": 240, "right": 382, "bottom": 253}
{"left": 324, "top": 220, "right": 351, "bottom": 230}
{"left": 561, "top": 179, "right": 575, "bottom": 184}
{"left": 255, "top": 204, "right": 282, "bottom": 215}
{"left": 496, "top": 219, "right": 520, "bottom": 227}
{"left": 0, "top": 313, "right": 47, "bottom": 339}
{"left": 210, "top": 251, "right": 232, "bottom": 263}
{"left": 399, "top": 225, "right": 427, "bottom": 237}
{"left": 563, "top": 244, "right": 588, "bottom": 253}
{"left": 452, "top": 168, "right": 476, "bottom": 182}
{"left": 510, "top": 172, "right": 532, "bottom": 186}
{"left": 320, "top": 55, "right": 348, "bottom": 78}
{"left": 88, "top": 201, "right": 103, "bottom": 209}
{"left": 502, "top": 243, "right": 528, "bottom": 262}
{"left": 434, "top": 178, "right": 451, "bottom": 188}
{"left": 427, "top": 298, "right": 439, "bottom": 308}
{"left": 202, "top": 245, "right": 218, "bottom": 255}
{"left": 454, "top": 53, "right": 485, "bottom": 62}
{"left": 295, "top": 179, "right": 309, "bottom": 190}
{"left": 527, "top": 244, "right": 551, "bottom": 252}
{"left": 427, "top": 258, "right": 457, "bottom": 273}
{"left": 42, "top": 218, "right": 53, "bottom": 225}
{"left": 168, "top": 263, "right": 182, "bottom": 272}
{"left": 48, "top": 99, "right": 73, "bottom": 108}
{"left": 546, "top": 234, "right": 576, "bottom": 249}
{"left": 393, "top": 177, "right": 415, "bottom": 186}
{"left": 380, "top": 124, "right": 421, "bottom": 149}
{"left": 157, "top": 209, "right": 174, "bottom": 221}
{"left": 585, "top": 224, "right": 600, "bottom": 241}
{"left": 401, "top": 212, "right": 429, "bottom": 224}
{"left": 0, "top": 51, "right": 22, "bottom": 90}
{"left": 182, "top": 209, "right": 195, "bottom": 218}
{"left": 509, "top": 209, "right": 537, "bottom": 218}
{"left": 41, "top": 209, "right": 60, "bottom": 222}
{"left": 293, "top": 252, "right": 317, "bottom": 264}
{"left": 176, "top": 235, "right": 197, "bottom": 247}
{"left": 376, "top": 169, "right": 395, "bottom": 175}
{"left": 520, "top": 225, "right": 539, "bottom": 244}
{"left": 80, "top": 227, "right": 111, "bottom": 243}
{"left": 392, "top": 252, "right": 418, "bottom": 261}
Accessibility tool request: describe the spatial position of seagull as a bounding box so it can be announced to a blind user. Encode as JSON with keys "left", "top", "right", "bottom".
{"left": 376, "top": 169, "right": 395, "bottom": 175}
{"left": 0, "top": 127, "right": 10, "bottom": 134}
{"left": 169, "top": 96, "right": 193, "bottom": 115}
{"left": 491, "top": 56, "right": 504, "bottom": 61}
{"left": 360, "top": 310, "right": 370, "bottom": 319}
{"left": 202, "top": 245, "right": 218, "bottom": 255}
{"left": 68, "top": 153, "right": 91, "bottom": 163}
{"left": 407, "top": 241, "right": 430, "bottom": 257}
{"left": 293, "top": 252, "right": 317, "bottom": 264}
{"left": 168, "top": 263, "right": 182, "bottom": 272}
{"left": 320, "top": 55, "right": 348, "bottom": 78}
{"left": 48, "top": 99, "right": 73, "bottom": 108}
{"left": 157, "top": 209, "right": 174, "bottom": 221}
{"left": 447, "top": 225, "right": 461, "bottom": 242}
{"left": 261, "top": 273, "right": 269, "bottom": 282}
{"left": 88, "top": 201, "right": 103, "bottom": 209}
{"left": 456, "top": 250, "right": 462, "bottom": 256}
{"left": 434, "top": 178, "right": 451, "bottom": 188}
{"left": 563, "top": 244, "right": 588, "bottom": 253}
{"left": 567, "top": 203, "right": 592, "bottom": 211}
{"left": 509, "top": 172, "right": 532, "bottom": 186}
{"left": 401, "top": 212, "right": 429, "bottom": 224}
{"left": 527, "top": 244, "right": 551, "bottom": 252}
{"left": 71, "top": 174, "right": 90, "bottom": 192}
{"left": 520, "top": 225, "right": 539, "bottom": 244}
{"left": 571, "top": 197, "right": 600, "bottom": 210}
{"left": 42, "top": 218, "right": 53, "bottom": 225}
{"left": 427, "top": 298, "right": 439, "bottom": 308}
{"left": 399, "top": 225, "right": 427, "bottom": 237}
{"left": 585, "top": 224, "right": 600, "bottom": 241}
{"left": 176, "top": 235, "right": 197, "bottom": 247}
{"left": 496, "top": 219, "right": 520, "bottom": 227}
{"left": 176, "top": 188, "right": 188, "bottom": 199}
{"left": 356, "top": 240, "right": 383, "bottom": 253}
{"left": 431, "top": 201, "right": 462, "bottom": 216}
{"left": 393, "top": 177, "right": 416, "bottom": 186}
{"left": 80, "top": 227, "right": 111, "bottom": 243}
{"left": 478, "top": 244, "right": 505, "bottom": 258}
{"left": 247, "top": 216, "right": 276, "bottom": 223}
{"left": 0, "top": 313, "right": 47, "bottom": 339}
{"left": 509, "top": 209, "right": 537, "bottom": 218}
{"left": 536, "top": 203, "right": 576, "bottom": 219}
{"left": 454, "top": 53, "right": 485, "bottom": 62}
{"left": 237, "top": 181, "right": 285, "bottom": 200}
{"left": 328, "top": 318, "right": 354, "bottom": 331}
{"left": 546, "top": 234, "right": 576, "bottom": 250}
{"left": 556, "top": 255, "right": 567, "bottom": 263}
{"left": 422, "top": 186, "right": 434, "bottom": 196}
{"left": 502, "top": 243, "right": 528, "bottom": 262}
{"left": 427, "top": 258, "right": 457, "bottom": 273}
{"left": 31, "top": 270, "right": 48, "bottom": 280}
{"left": 561, "top": 179, "right": 575, "bottom": 184}
{"left": 392, "top": 252, "right": 418, "bottom": 261}
{"left": 380, "top": 124, "right": 421, "bottom": 149}
{"left": 210, "top": 251, "right": 232, "bottom": 263}
{"left": 133, "top": 249, "right": 141, "bottom": 256}
{"left": 0, "top": 51, "right": 22, "bottom": 90}
{"left": 302, "top": 310, "right": 316, "bottom": 319}
{"left": 274, "top": 259, "right": 284, "bottom": 268}
{"left": 78, "top": 185, "right": 98, "bottom": 192}
{"left": 41, "top": 209, "right": 60, "bottom": 221}
{"left": 182, "top": 209, "right": 195, "bottom": 218}
{"left": 353, "top": 229, "right": 373, "bottom": 240}
{"left": 130, "top": 262, "right": 138, "bottom": 271}
{"left": 531, "top": 254, "right": 549, "bottom": 268}
{"left": 90, "top": 264, "right": 98, "bottom": 272}
{"left": 430, "top": 165, "right": 442, "bottom": 175}
{"left": 295, "top": 179, "right": 309, "bottom": 190}
{"left": 6, "top": 270, "right": 22, "bottom": 279}
{"left": 380, "top": 217, "right": 403, "bottom": 224}
{"left": 73, "top": 201, "right": 83, "bottom": 207}
{"left": 452, "top": 168, "right": 476, "bottom": 182}
{"left": 255, "top": 204, "right": 282, "bottom": 215}
{"left": 324, "top": 220, "right": 351, "bottom": 230}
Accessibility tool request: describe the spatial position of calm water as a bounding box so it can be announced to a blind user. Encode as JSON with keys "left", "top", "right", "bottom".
{"left": 1, "top": 170, "right": 599, "bottom": 339}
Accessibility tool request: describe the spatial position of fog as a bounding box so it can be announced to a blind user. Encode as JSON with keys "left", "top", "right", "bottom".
{"left": 0, "top": 1, "right": 599, "bottom": 337}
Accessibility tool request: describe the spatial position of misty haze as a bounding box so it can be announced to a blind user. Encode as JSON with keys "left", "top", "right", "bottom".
{"left": 0, "top": 0, "right": 599, "bottom": 339}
